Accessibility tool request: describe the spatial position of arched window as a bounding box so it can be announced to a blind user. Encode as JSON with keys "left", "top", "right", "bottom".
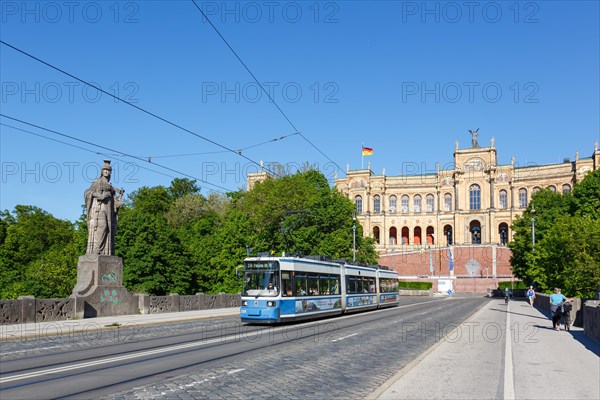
{"left": 548, "top": 185, "right": 556, "bottom": 192}
{"left": 518, "top": 188, "right": 528, "bottom": 208}
{"left": 444, "top": 193, "right": 452, "bottom": 211}
{"left": 562, "top": 184, "right": 572, "bottom": 194}
{"left": 426, "top": 226, "right": 434, "bottom": 244}
{"left": 414, "top": 226, "right": 422, "bottom": 245}
{"left": 373, "top": 195, "right": 381, "bottom": 213}
{"left": 401, "top": 195, "right": 409, "bottom": 213}
{"left": 443, "top": 225, "right": 453, "bottom": 245}
{"left": 389, "top": 227, "right": 397, "bottom": 245}
{"left": 373, "top": 226, "right": 380, "bottom": 244}
{"left": 499, "top": 223, "right": 509, "bottom": 246}
{"left": 389, "top": 195, "right": 397, "bottom": 213}
{"left": 532, "top": 186, "right": 541, "bottom": 195}
{"left": 469, "top": 184, "right": 481, "bottom": 210}
{"left": 401, "top": 227, "right": 410, "bottom": 245}
{"left": 499, "top": 190, "right": 508, "bottom": 209}
{"left": 470, "top": 220, "right": 481, "bottom": 244}
{"left": 426, "top": 194, "right": 434, "bottom": 212}
{"left": 355, "top": 195, "right": 363, "bottom": 214}
{"left": 414, "top": 195, "right": 422, "bottom": 213}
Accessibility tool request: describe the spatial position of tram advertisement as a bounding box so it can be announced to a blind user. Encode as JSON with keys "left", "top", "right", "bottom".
{"left": 294, "top": 298, "right": 341, "bottom": 313}
{"left": 347, "top": 295, "right": 375, "bottom": 307}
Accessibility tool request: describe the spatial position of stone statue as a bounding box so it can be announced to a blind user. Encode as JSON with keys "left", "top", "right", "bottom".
{"left": 84, "top": 160, "right": 123, "bottom": 255}
{"left": 468, "top": 129, "right": 480, "bottom": 148}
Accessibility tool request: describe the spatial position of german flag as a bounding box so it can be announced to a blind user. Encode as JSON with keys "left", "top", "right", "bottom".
{"left": 362, "top": 147, "right": 373, "bottom": 156}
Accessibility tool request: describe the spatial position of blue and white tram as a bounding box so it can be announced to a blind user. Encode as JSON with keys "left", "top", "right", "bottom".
{"left": 240, "top": 256, "right": 399, "bottom": 324}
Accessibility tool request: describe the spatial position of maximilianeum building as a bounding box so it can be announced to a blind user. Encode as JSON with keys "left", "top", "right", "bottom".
{"left": 334, "top": 137, "right": 600, "bottom": 253}
{"left": 247, "top": 136, "right": 599, "bottom": 292}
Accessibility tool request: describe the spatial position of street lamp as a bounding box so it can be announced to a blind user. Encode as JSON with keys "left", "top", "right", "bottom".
{"left": 531, "top": 199, "right": 535, "bottom": 251}
{"left": 352, "top": 209, "right": 357, "bottom": 262}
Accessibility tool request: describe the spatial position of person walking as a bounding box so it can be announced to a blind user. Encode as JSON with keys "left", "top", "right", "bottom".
{"left": 549, "top": 288, "right": 569, "bottom": 331}
{"left": 526, "top": 286, "right": 536, "bottom": 306}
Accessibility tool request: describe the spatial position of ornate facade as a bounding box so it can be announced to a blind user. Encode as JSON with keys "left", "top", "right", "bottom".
{"left": 334, "top": 138, "right": 599, "bottom": 253}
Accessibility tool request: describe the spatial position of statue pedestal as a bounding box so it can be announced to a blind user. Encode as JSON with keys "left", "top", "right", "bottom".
{"left": 72, "top": 255, "right": 137, "bottom": 318}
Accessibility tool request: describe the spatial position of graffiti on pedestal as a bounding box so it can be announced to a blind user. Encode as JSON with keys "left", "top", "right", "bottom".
{"left": 101, "top": 289, "right": 119, "bottom": 304}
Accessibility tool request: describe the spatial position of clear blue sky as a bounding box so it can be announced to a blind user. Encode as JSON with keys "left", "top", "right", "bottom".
{"left": 1, "top": 1, "right": 599, "bottom": 222}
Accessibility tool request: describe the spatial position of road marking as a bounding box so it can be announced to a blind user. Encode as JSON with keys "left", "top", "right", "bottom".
{"left": 1, "top": 345, "right": 61, "bottom": 355}
{"left": 503, "top": 301, "right": 515, "bottom": 400}
{"left": 227, "top": 368, "right": 245, "bottom": 375}
{"left": 331, "top": 333, "right": 358, "bottom": 342}
{"left": 1, "top": 299, "right": 444, "bottom": 384}
{"left": 0, "top": 333, "right": 242, "bottom": 384}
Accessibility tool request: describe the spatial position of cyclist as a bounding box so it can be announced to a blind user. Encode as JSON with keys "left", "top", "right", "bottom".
{"left": 504, "top": 287, "right": 512, "bottom": 304}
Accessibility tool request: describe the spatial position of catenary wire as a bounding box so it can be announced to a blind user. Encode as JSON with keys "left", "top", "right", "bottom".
{"left": 0, "top": 114, "right": 231, "bottom": 193}
{"left": 0, "top": 122, "right": 179, "bottom": 181}
{"left": 190, "top": 0, "right": 344, "bottom": 174}
{"left": 0, "top": 40, "right": 280, "bottom": 178}
{"left": 149, "top": 131, "right": 301, "bottom": 159}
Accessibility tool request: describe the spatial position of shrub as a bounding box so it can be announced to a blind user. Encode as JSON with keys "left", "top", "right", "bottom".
{"left": 398, "top": 281, "right": 432, "bottom": 290}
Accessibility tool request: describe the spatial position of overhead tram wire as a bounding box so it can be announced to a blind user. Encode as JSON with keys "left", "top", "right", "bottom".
{"left": 0, "top": 122, "right": 179, "bottom": 181}
{"left": 0, "top": 40, "right": 280, "bottom": 178}
{"left": 190, "top": 1, "right": 345, "bottom": 175}
{"left": 0, "top": 114, "right": 231, "bottom": 193}
{"left": 148, "top": 131, "right": 301, "bottom": 159}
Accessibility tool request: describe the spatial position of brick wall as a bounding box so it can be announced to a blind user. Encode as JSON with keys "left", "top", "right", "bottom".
{"left": 381, "top": 245, "right": 512, "bottom": 278}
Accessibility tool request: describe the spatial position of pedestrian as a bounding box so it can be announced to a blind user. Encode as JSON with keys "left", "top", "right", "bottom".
{"left": 549, "top": 288, "right": 569, "bottom": 331}
{"left": 526, "top": 286, "right": 536, "bottom": 306}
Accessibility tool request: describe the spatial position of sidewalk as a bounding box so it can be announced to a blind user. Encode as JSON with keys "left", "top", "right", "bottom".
{"left": 0, "top": 308, "right": 240, "bottom": 341}
{"left": 374, "top": 299, "right": 600, "bottom": 400}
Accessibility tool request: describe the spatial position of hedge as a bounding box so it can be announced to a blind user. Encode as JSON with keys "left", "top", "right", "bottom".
{"left": 398, "top": 281, "right": 433, "bottom": 290}
{"left": 497, "top": 281, "right": 527, "bottom": 290}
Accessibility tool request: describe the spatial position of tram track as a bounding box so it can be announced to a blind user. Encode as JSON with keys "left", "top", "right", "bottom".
{"left": 0, "top": 297, "right": 456, "bottom": 399}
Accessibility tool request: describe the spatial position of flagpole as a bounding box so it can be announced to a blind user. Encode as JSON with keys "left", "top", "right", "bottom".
{"left": 361, "top": 143, "right": 364, "bottom": 169}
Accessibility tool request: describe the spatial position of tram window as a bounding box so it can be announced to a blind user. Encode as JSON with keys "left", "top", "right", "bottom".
{"left": 330, "top": 275, "right": 340, "bottom": 294}
{"left": 367, "top": 277, "right": 376, "bottom": 293}
{"left": 380, "top": 278, "right": 397, "bottom": 293}
{"left": 347, "top": 277, "right": 357, "bottom": 294}
{"left": 307, "top": 275, "right": 319, "bottom": 296}
{"left": 357, "top": 279, "right": 367, "bottom": 293}
{"left": 319, "top": 275, "right": 329, "bottom": 294}
{"left": 295, "top": 275, "right": 307, "bottom": 296}
{"left": 281, "top": 272, "right": 291, "bottom": 297}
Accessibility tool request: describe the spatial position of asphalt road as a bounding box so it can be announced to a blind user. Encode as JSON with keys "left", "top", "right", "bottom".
{"left": 0, "top": 296, "right": 489, "bottom": 399}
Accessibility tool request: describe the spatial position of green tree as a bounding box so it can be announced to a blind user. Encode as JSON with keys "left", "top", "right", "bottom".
{"left": 510, "top": 170, "right": 600, "bottom": 297}
{"left": 116, "top": 187, "right": 192, "bottom": 295}
{"left": 572, "top": 169, "right": 600, "bottom": 219}
{"left": 0, "top": 206, "right": 77, "bottom": 299}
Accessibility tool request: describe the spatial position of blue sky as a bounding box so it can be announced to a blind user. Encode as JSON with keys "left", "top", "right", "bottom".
{"left": 1, "top": 0, "right": 599, "bottom": 222}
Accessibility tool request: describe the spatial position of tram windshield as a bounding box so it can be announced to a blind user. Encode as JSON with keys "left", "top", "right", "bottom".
{"left": 242, "top": 260, "right": 280, "bottom": 297}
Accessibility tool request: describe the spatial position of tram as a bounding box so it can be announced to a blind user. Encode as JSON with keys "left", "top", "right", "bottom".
{"left": 240, "top": 255, "right": 400, "bottom": 324}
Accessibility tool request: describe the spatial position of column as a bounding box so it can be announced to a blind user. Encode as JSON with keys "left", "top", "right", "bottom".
{"left": 489, "top": 177, "right": 495, "bottom": 209}
{"left": 454, "top": 179, "right": 460, "bottom": 210}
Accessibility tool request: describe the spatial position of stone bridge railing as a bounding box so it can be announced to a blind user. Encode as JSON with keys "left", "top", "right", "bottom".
{"left": 0, "top": 293, "right": 241, "bottom": 325}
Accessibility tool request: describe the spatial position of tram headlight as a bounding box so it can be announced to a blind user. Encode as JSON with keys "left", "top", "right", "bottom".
{"left": 267, "top": 301, "right": 276, "bottom": 307}
{"left": 242, "top": 300, "right": 248, "bottom": 306}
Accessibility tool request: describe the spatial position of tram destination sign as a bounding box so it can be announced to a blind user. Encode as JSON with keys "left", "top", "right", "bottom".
{"left": 244, "top": 261, "right": 279, "bottom": 271}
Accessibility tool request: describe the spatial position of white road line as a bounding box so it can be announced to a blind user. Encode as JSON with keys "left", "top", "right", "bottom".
{"left": 227, "top": 368, "right": 245, "bottom": 374}
{"left": 1, "top": 345, "right": 61, "bottom": 355}
{"left": 1, "top": 299, "right": 443, "bottom": 384}
{"left": 331, "top": 333, "right": 358, "bottom": 342}
{"left": 503, "top": 301, "right": 515, "bottom": 400}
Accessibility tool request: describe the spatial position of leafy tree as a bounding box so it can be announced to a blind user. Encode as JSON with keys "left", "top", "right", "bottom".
{"left": 572, "top": 169, "right": 600, "bottom": 219}
{"left": 116, "top": 187, "right": 191, "bottom": 295}
{"left": 0, "top": 206, "right": 77, "bottom": 299}
{"left": 168, "top": 178, "right": 200, "bottom": 200}
{"left": 510, "top": 170, "right": 600, "bottom": 297}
